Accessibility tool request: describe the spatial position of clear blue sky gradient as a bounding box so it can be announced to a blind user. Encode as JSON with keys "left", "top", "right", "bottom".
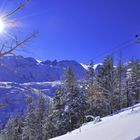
{"left": 1, "top": 0, "right": 140, "bottom": 63}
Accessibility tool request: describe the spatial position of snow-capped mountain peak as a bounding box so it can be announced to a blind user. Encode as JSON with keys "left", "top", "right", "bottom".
{"left": 80, "top": 63, "right": 102, "bottom": 70}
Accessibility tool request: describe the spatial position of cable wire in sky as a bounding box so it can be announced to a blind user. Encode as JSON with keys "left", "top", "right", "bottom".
{"left": 92, "top": 36, "right": 138, "bottom": 61}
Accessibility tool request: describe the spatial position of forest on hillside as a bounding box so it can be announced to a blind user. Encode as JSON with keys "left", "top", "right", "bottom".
{"left": 0, "top": 55, "right": 139, "bottom": 140}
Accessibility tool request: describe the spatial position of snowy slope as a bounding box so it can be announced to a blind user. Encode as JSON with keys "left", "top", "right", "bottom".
{"left": 51, "top": 104, "right": 140, "bottom": 140}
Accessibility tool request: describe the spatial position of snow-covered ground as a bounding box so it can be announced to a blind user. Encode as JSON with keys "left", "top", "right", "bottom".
{"left": 51, "top": 104, "right": 140, "bottom": 140}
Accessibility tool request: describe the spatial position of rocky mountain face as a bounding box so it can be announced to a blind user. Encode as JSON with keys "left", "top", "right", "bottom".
{"left": 0, "top": 56, "right": 86, "bottom": 82}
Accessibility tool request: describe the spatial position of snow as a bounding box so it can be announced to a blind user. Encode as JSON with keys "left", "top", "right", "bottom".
{"left": 51, "top": 104, "right": 140, "bottom": 140}
{"left": 80, "top": 63, "right": 102, "bottom": 70}
{"left": 80, "top": 64, "right": 88, "bottom": 70}
{"left": 93, "top": 63, "right": 102, "bottom": 69}
{"left": 36, "top": 59, "right": 42, "bottom": 63}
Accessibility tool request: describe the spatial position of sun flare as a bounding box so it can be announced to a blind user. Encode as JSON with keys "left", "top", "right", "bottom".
{"left": 0, "top": 18, "right": 5, "bottom": 33}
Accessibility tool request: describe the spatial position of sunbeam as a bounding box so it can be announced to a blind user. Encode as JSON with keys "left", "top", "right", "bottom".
{"left": 0, "top": 17, "right": 5, "bottom": 33}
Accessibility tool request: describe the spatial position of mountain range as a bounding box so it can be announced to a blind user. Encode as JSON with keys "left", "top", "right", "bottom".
{"left": 0, "top": 56, "right": 86, "bottom": 83}
{"left": 0, "top": 55, "right": 88, "bottom": 124}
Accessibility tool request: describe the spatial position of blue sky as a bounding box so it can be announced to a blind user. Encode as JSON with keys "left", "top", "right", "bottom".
{"left": 1, "top": 0, "right": 140, "bottom": 64}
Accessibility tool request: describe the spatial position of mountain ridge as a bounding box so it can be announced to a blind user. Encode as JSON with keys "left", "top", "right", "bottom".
{"left": 0, "top": 55, "right": 86, "bottom": 83}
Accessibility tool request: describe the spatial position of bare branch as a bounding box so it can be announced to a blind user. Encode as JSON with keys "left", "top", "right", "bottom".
{"left": 2, "top": 0, "right": 30, "bottom": 19}
{"left": 0, "top": 0, "right": 37, "bottom": 57}
{"left": 0, "top": 32, "right": 36, "bottom": 57}
{"left": 9, "top": 52, "right": 16, "bottom": 56}
{"left": 0, "top": 43, "right": 6, "bottom": 53}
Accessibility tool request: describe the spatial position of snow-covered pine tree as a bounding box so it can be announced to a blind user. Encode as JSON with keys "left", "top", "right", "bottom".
{"left": 115, "top": 53, "right": 127, "bottom": 110}
{"left": 85, "top": 60, "right": 108, "bottom": 117}
{"left": 22, "top": 94, "right": 37, "bottom": 140}
{"left": 127, "top": 59, "right": 140, "bottom": 105}
{"left": 96, "top": 55, "right": 117, "bottom": 114}
{"left": 85, "top": 60, "right": 96, "bottom": 115}
{"left": 43, "top": 87, "right": 67, "bottom": 140}
{"left": 63, "top": 67, "right": 87, "bottom": 131}
{"left": 36, "top": 93, "right": 45, "bottom": 140}
{"left": 2, "top": 116, "right": 22, "bottom": 140}
{"left": 3, "top": 116, "right": 15, "bottom": 140}
{"left": 131, "top": 59, "right": 140, "bottom": 103}
{"left": 86, "top": 60, "right": 95, "bottom": 86}
{"left": 116, "top": 53, "right": 123, "bottom": 110}
{"left": 43, "top": 87, "right": 66, "bottom": 139}
{"left": 125, "top": 79, "right": 132, "bottom": 107}
{"left": 42, "top": 114, "right": 57, "bottom": 140}
{"left": 63, "top": 67, "right": 76, "bottom": 92}
{"left": 53, "top": 87, "right": 68, "bottom": 135}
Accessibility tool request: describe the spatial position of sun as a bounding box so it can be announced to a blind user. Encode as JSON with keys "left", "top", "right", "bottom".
{"left": 0, "top": 18, "right": 5, "bottom": 33}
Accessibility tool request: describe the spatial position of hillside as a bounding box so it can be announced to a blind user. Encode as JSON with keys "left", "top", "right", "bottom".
{"left": 51, "top": 104, "right": 140, "bottom": 140}
{"left": 0, "top": 81, "right": 61, "bottom": 123}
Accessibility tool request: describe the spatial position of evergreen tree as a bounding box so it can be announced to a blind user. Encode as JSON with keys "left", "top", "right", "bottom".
{"left": 42, "top": 116, "right": 56, "bottom": 140}
{"left": 85, "top": 61, "right": 108, "bottom": 117}
{"left": 115, "top": 53, "right": 127, "bottom": 110}
{"left": 3, "top": 116, "right": 22, "bottom": 140}
{"left": 130, "top": 59, "right": 140, "bottom": 103}
{"left": 46, "top": 67, "right": 87, "bottom": 136}
{"left": 96, "top": 56, "right": 117, "bottom": 114}
{"left": 22, "top": 94, "right": 37, "bottom": 140}
{"left": 86, "top": 60, "right": 95, "bottom": 86}
{"left": 36, "top": 93, "right": 45, "bottom": 140}
{"left": 117, "top": 53, "right": 123, "bottom": 109}
{"left": 42, "top": 99, "right": 54, "bottom": 140}
{"left": 63, "top": 67, "right": 76, "bottom": 92}
{"left": 125, "top": 80, "right": 132, "bottom": 107}
{"left": 46, "top": 87, "right": 68, "bottom": 137}
{"left": 63, "top": 67, "right": 87, "bottom": 131}
{"left": 85, "top": 60, "right": 97, "bottom": 115}
{"left": 126, "top": 59, "right": 140, "bottom": 105}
